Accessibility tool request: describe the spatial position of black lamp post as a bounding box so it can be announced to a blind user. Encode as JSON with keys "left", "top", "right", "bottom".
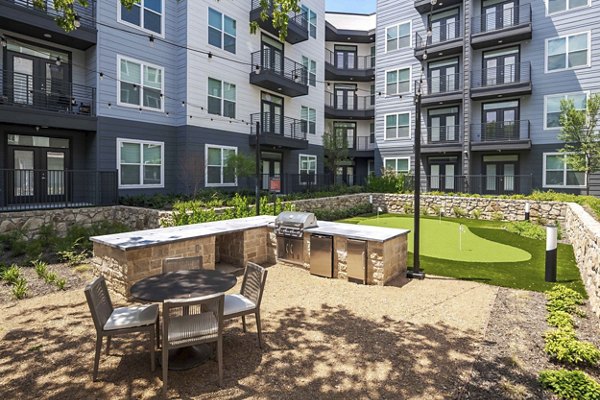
{"left": 255, "top": 121, "right": 261, "bottom": 216}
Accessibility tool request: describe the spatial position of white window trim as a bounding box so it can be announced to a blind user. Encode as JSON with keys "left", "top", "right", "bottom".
{"left": 117, "top": 0, "right": 165, "bottom": 38}
{"left": 117, "top": 138, "right": 165, "bottom": 189}
{"left": 384, "top": 20, "right": 413, "bottom": 53}
{"left": 205, "top": 144, "right": 238, "bottom": 187}
{"left": 207, "top": 7, "right": 237, "bottom": 54}
{"left": 545, "top": 0, "right": 591, "bottom": 16}
{"left": 384, "top": 66, "right": 412, "bottom": 96}
{"left": 383, "top": 111, "right": 412, "bottom": 141}
{"left": 302, "top": 56, "right": 317, "bottom": 86}
{"left": 117, "top": 55, "right": 165, "bottom": 112}
{"left": 544, "top": 31, "right": 591, "bottom": 73}
{"left": 542, "top": 152, "right": 587, "bottom": 188}
{"left": 383, "top": 157, "right": 411, "bottom": 173}
{"left": 298, "top": 154, "right": 317, "bottom": 184}
{"left": 301, "top": 106, "right": 316, "bottom": 135}
{"left": 543, "top": 91, "right": 590, "bottom": 130}
{"left": 301, "top": 6, "right": 317, "bottom": 39}
{"left": 207, "top": 77, "right": 236, "bottom": 118}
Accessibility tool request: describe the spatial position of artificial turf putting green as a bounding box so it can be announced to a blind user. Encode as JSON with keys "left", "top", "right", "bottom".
{"left": 357, "top": 216, "right": 531, "bottom": 263}
{"left": 342, "top": 214, "right": 586, "bottom": 295}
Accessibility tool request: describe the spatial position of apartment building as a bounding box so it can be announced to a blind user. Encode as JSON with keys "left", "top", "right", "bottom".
{"left": 0, "top": 0, "right": 325, "bottom": 209}
{"left": 324, "top": 12, "right": 376, "bottom": 185}
{"left": 376, "top": 0, "right": 600, "bottom": 195}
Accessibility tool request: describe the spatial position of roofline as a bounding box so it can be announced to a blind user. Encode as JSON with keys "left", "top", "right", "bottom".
{"left": 325, "top": 11, "right": 376, "bottom": 17}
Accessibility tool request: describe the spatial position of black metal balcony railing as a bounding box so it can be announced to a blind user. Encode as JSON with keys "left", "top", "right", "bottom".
{"left": 472, "top": 3, "right": 531, "bottom": 35}
{"left": 250, "top": 0, "right": 308, "bottom": 32}
{"left": 0, "top": 70, "right": 96, "bottom": 116}
{"left": 250, "top": 48, "right": 308, "bottom": 86}
{"left": 415, "top": 19, "right": 462, "bottom": 50}
{"left": 325, "top": 92, "right": 375, "bottom": 111}
{"left": 0, "top": 169, "right": 117, "bottom": 211}
{"left": 324, "top": 49, "right": 374, "bottom": 70}
{"left": 354, "top": 136, "right": 374, "bottom": 151}
{"left": 250, "top": 112, "right": 307, "bottom": 140}
{"left": 471, "top": 120, "right": 531, "bottom": 142}
{"left": 7, "top": 0, "right": 96, "bottom": 28}
{"left": 422, "top": 174, "right": 533, "bottom": 195}
{"left": 471, "top": 61, "right": 530, "bottom": 89}
{"left": 420, "top": 72, "right": 463, "bottom": 96}
{"left": 423, "top": 125, "right": 462, "bottom": 144}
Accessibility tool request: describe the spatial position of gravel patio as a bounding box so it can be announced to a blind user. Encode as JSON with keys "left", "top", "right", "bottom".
{"left": 0, "top": 263, "right": 499, "bottom": 399}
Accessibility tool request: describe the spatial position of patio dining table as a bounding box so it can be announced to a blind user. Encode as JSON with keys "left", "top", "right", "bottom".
{"left": 130, "top": 269, "right": 237, "bottom": 370}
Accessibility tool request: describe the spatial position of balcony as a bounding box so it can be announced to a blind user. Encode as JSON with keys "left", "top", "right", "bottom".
{"left": 0, "top": 0, "right": 96, "bottom": 50}
{"left": 471, "top": 4, "right": 532, "bottom": 49}
{"left": 249, "top": 49, "right": 309, "bottom": 97}
{"left": 249, "top": 112, "right": 309, "bottom": 150}
{"left": 421, "top": 125, "right": 463, "bottom": 153}
{"left": 471, "top": 62, "right": 531, "bottom": 100}
{"left": 249, "top": 0, "right": 308, "bottom": 44}
{"left": 419, "top": 73, "right": 464, "bottom": 106}
{"left": 414, "top": 0, "right": 463, "bottom": 14}
{"left": 414, "top": 19, "right": 463, "bottom": 61}
{"left": 349, "top": 136, "right": 375, "bottom": 157}
{"left": 325, "top": 92, "right": 375, "bottom": 120}
{"left": 324, "top": 49, "right": 374, "bottom": 82}
{"left": 0, "top": 70, "right": 96, "bottom": 131}
{"left": 470, "top": 120, "right": 531, "bottom": 151}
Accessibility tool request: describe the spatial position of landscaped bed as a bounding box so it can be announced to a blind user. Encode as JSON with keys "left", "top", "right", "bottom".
{"left": 342, "top": 214, "right": 585, "bottom": 295}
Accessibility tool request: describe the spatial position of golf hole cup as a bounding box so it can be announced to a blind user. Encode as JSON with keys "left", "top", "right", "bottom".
{"left": 545, "top": 225, "right": 558, "bottom": 282}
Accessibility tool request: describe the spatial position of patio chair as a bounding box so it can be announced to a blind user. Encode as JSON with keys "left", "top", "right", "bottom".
{"left": 162, "top": 293, "right": 224, "bottom": 393}
{"left": 223, "top": 262, "right": 268, "bottom": 348}
{"left": 162, "top": 255, "right": 203, "bottom": 273}
{"left": 84, "top": 276, "right": 158, "bottom": 381}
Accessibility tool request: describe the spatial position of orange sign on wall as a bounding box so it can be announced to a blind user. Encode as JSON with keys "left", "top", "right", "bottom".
{"left": 269, "top": 177, "right": 281, "bottom": 192}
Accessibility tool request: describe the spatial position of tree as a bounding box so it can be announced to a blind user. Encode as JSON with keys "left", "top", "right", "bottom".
{"left": 37, "top": 0, "right": 299, "bottom": 41}
{"left": 322, "top": 129, "right": 349, "bottom": 183}
{"left": 225, "top": 153, "right": 256, "bottom": 178}
{"left": 558, "top": 93, "right": 600, "bottom": 195}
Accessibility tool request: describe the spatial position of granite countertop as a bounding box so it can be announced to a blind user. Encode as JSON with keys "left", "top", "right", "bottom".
{"left": 90, "top": 215, "right": 276, "bottom": 250}
{"left": 305, "top": 221, "right": 409, "bottom": 242}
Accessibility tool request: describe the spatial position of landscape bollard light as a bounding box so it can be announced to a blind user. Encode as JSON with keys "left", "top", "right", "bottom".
{"left": 525, "top": 202, "right": 530, "bottom": 221}
{"left": 545, "top": 225, "right": 558, "bottom": 282}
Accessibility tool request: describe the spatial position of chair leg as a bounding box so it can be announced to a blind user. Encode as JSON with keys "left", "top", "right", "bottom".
{"left": 149, "top": 328, "right": 156, "bottom": 372}
{"left": 255, "top": 311, "right": 263, "bottom": 349}
{"left": 241, "top": 315, "right": 247, "bottom": 333}
{"left": 93, "top": 335, "right": 102, "bottom": 381}
{"left": 162, "top": 345, "right": 168, "bottom": 394}
{"left": 217, "top": 337, "right": 223, "bottom": 386}
{"left": 106, "top": 336, "right": 111, "bottom": 355}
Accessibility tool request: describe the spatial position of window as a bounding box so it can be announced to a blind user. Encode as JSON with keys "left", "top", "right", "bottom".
{"left": 302, "top": 6, "right": 317, "bottom": 38}
{"left": 117, "top": 139, "right": 164, "bottom": 188}
{"left": 386, "top": 21, "right": 411, "bottom": 52}
{"left": 384, "top": 157, "right": 410, "bottom": 174}
{"left": 301, "top": 106, "right": 316, "bottom": 135}
{"left": 544, "top": 92, "right": 588, "bottom": 129}
{"left": 386, "top": 67, "right": 411, "bottom": 95}
{"left": 118, "top": 56, "right": 163, "bottom": 111}
{"left": 385, "top": 112, "right": 411, "bottom": 140}
{"left": 547, "top": 0, "right": 590, "bottom": 14}
{"left": 206, "top": 145, "right": 237, "bottom": 186}
{"left": 543, "top": 153, "right": 586, "bottom": 188}
{"left": 546, "top": 32, "right": 590, "bottom": 72}
{"left": 207, "top": 78, "right": 236, "bottom": 118}
{"left": 302, "top": 56, "right": 317, "bottom": 86}
{"left": 208, "top": 8, "right": 236, "bottom": 54}
{"left": 299, "top": 154, "right": 317, "bottom": 184}
{"left": 119, "top": 0, "right": 163, "bottom": 35}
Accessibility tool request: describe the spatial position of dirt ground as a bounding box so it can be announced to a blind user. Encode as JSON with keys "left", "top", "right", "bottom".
{"left": 1, "top": 263, "right": 499, "bottom": 400}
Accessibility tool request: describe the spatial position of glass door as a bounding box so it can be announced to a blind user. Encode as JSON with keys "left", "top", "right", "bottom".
{"left": 482, "top": 100, "right": 519, "bottom": 141}
{"left": 430, "top": 8, "right": 459, "bottom": 44}
{"left": 334, "top": 84, "right": 357, "bottom": 111}
{"left": 427, "top": 107, "right": 459, "bottom": 143}
{"left": 429, "top": 159, "right": 457, "bottom": 192}
{"left": 484, "top": 158, "right": 518, "bottom": 194}
{"left": 483, "top": 47, "right": 519, "bottom": 86}
{"left": 428, "top": 58, "right": 459, "bottom": 94}
{"left": 482, "top": 0, "right": 517, "bottom": 31}
{"left": 334, "top": 45, "right": 357, "bottom": 70}
{"left": 261, "top": 92, "right": 284, "bottom": 135}
{"left": 261, "top": 35, "right": 283, "bottom": 75}
{"left": 334, "top": 122, "right": 356, "bottom": 149}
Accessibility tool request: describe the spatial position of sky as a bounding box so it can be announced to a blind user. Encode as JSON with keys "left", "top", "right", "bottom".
{"left": 325, "top": 0, "right": 376, "bottom": 14}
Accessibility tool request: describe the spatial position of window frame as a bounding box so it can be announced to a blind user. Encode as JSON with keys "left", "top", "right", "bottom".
{"left": 117, "top": 0, "right": 165, "bottom": 37}
{"left": 385, "top": 66, "right": 412, "bottom": 96}
{"left": 205, "top": 144, "right": 238, "bottom": 187}
{"left": 301, "top": 106, "right": 316, "bottom": 135}
{"left": 384, "top": 111, "right": 412, "bottom": 140}
{"left": 302, "top": 56, "right": 317, "bottom": 86}
{"left": 542, "top": 152, "right": 587, "bottom": 188}
{"left": 207, "top": 7, "right": 237, "bottom": 54}
{"left": 301, "top": 6, "right": 317, "bottom": 39}
{"left": 207, "top": 77, "right": 236, "bottom": 118}
{"left": 116, "top": 138, "right": 164, "bottom": 189}
{"left": 298, "top": 154, "right": 317, "bottom": 184}
{"left": 385, "top": 20, "right": 413, "bottom": 53}
{"left": 545, "top": 0, "right": 591, "bottom": 16}
{"left": 545, "top": 31, "right": 591, "bottom": 73}
{"left": 383, "top": 157, "right": 411, "bottom": 174}
{"left": 117, "top": 55, "right": 165, "bottom": 112}
{"left": 543, "top": 91, "right": 589, "bottom": 130}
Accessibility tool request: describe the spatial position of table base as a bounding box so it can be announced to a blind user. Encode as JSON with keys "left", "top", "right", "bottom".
{"left": 160, "top": 344, "right": 214, "bottom": 371}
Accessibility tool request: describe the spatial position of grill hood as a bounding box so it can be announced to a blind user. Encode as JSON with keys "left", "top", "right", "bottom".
{"left": 275, "top": 211, "right": 318, "bottom": 230}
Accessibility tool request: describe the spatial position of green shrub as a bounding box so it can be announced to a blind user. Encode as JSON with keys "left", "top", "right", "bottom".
{"left": 491, "top": 211, "right": 504, "bottom": 221}
{"left": 547, "top": 285, "right": 586, "bottom": 316}
{"left": 32, "top": 259, "right": 49, "bottom": 279}
{"left": 548, "top": 310, "right": 575, "bottom": 329}
{"left": 55, "top": 278, "right": 67, "bottom": 290}
{"left": 11, "top": 277, "right": 28, "bottom": 300}
{"left": 1, "top": 264, "right": 22, "bottom": 285}
{"left": 544, "top": 327, "right": 600, "bottom": 366}
{"left": 503, "top": 221, "right": 548, "bottom": 240}
{"left": 539, "top": 369, "right": 600, "bottom": 400}
{"left": 453, "top": 206, "right": 467, "bottom": 218}
{"left": 366, "top": 170, "right": 411, "bottom": 193}
{"left": 403, "top": 202, "right": 414, "bottom": 215}
{"left": 313, "top": 203, "right": 373, "bottom": 221}
{"left": 472, "top": 208, "right": 482, "bottom": 219}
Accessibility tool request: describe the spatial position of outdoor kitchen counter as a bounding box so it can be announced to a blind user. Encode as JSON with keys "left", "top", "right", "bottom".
{"left": 305, "top": 221, "right": 409, "bottom": 242}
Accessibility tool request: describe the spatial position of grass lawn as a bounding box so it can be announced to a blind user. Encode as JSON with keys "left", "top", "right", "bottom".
{"left": 342, "top": 214, "right": 585, "bottom": 295}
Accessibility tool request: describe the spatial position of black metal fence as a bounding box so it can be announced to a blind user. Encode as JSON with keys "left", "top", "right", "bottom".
{"left": 325, "top": 92, "right": 375, "bottom": 110}
{"left": 472, "top": 3, "right": 531, "bottom": 35}
{"left": 415, "top": 18, "right": 462, "bottom": 49}
{"left": 403, "top": 174, "right": 534, "bottom": 195}
{"left": 423, "top": 125, "right": 463, "bottom": 144}
{"left": 250, "top": 0, "right": 308, "bottom": 31}
{"left": 471, "top": 61, "right": 531, "bottom": 89}
{"left": 325, "top": 48, "right": 374, "bottom": 70}
{"left": 250, "top": 112, "right": 307, "bottom": 140}
{"left": 471, "top": 120, "right": 531, "bottom": 142}
{"left": 7, "top": 0, "right": 96, "bottom": 28}
{"left": 0, "top": 169, "right": 117, "bottom": 211}
{"left": 250, "top": 48, "right": 308, "bottom": 86}
{"left": 420, "top": 72, "right": 464, "bottom": 96}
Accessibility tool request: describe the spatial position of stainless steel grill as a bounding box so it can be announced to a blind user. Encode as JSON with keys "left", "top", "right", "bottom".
{"left": 274, "top": 211, "right": 317, "bottom": 238}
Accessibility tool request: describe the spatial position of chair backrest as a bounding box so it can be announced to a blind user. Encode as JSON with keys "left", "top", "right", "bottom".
{"left": 162, "top": 293, "right": 224, "bottom": 348}
{"left": 240, "top": 262, "right": 268, "bottom": 308}
{"left": 84, "top": 276, "right": 114, "bottom": 333}
{"left": 162, "top": 256, "right": 203, "bottom": 273}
